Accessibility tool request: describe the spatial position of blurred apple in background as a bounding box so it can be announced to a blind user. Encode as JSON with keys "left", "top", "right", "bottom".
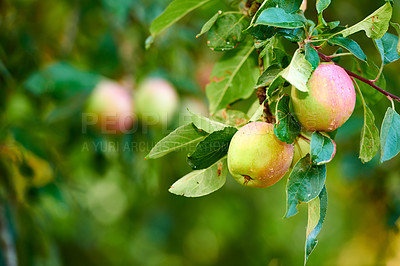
{"left": 85, "top": 80, "right": 134, "bottom": 134}
{"left": 178, "top": 96, "right": 209, "bottom": 125}
{"left": 135, "top": 77, "right": 179, "bottom": 127}
{"left": 195, "top": 62, "right": 214, "bottom": 91}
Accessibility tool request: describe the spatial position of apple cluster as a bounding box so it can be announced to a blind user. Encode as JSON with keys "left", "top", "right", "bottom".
{"left": 227, "top": 64, "right": 355, "bottom": 188}
{"left": 84, "top": 77, "right": 180, "bottom": 134}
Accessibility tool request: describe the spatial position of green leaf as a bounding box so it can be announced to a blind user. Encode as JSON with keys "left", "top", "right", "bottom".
{"left": 359, "top": 104, "right": 380, "bottom": 163}
{"left": 146, "top": 123, "right": 207, "bottom": 159}
{"left": 196, "top": 12, "right": 220, "bottom": 39}
{"left": 328, "top": 37, "right": 367, "bottom": 62}
{"left": 326, "top": 21, "right": 340, "bottom": 29}
{"left": 274, "top": 95, "right": 301, "bottom": 144}
{"left": 207, "top": 13, "right": 249, "bottom": 51}
{"left": 206, "top": 41, "right": 258, "bottom": 114}
{"left": 256, "top": 7, "right": 306, "bottom": 29}
{"left": 24, "top": 62, "right": 100, "bottom": 98}
{"left": 380, "top": 107, "right": 400, "bottom": 162}
{"left": 390, "top": 22, "right": 400, "bottom": 55}
{"left": 340, "top": 2, "right": 392, "bottom": 39}
{"left": 310, "top": 132, "right": 336, "bottom": 165}
{"left": 247, "top": 25, "right": 276, "bottom": 40}
{"left": 316, "top": 0, "right": 331, "bottom": 14}
{"left": 267, "top": 75, "right": 286, "bottom": 97}
{"left": 187, "top": 127, "right": 237, "bottom": 170}
{"left": 212, "top": 110, "right": 249, "bottom": 127}
{"left": 285, "top": 154, "right": 326, "bottom": 218}
{"left": 270, "top": 48, "right": 291, "bottom": 68}
{"left": 169, "top": 158, "right": 227, "bottom": 197}
{"left": 249, "top": 104, "right": 264, "bottom": 122}
{"left": 305, "top": 186, "right": 327, "bottom": 264}
{"left": 256, "top": 64, "right": 282, "bottom": 88}
{"left": 278, "top": 0, "right": 303, "bottom": 13}
{"left": 190, "top": 110, "right": 227, "bottom": 133}
{"left": 351, "top": 60, "right": 386, "bottom": 107}
{"left": 276, "top": 27, "right": 306, "bottom": 42}
{"left": 281, "top": 49, "right": 313, "bottom": 92}
{"left": 150, "top": 0, "right": 212, "bottom": 37}
{"left": 375, "top": 33, "right": 400, "bottom": 65}
{"left": 247, "top": 0, "right": 279, "bottom": 29}
{"left": 305, "top": 43, "right": 320, "bottom": 70}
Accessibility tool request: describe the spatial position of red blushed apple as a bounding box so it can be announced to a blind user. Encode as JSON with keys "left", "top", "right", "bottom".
{"left": 227, "top": 122, "right": 294, "bottom": 188}
{"left": 86, "top": 80, "right": 134, "bottom": 134}
{"left": 291, "top": 63, "right": 356, "bottom": 132}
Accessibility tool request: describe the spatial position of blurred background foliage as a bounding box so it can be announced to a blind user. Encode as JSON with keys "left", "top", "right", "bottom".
{"left": 0, "top": 0, "right": 400, "bottom": 265}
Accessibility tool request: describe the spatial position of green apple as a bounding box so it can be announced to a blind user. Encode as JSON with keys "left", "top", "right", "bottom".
{"left": 227, "top": 122, "right": 294, "bottom": 188}
{"left": 291, "top": 63, "right": 356, "bottom": 132}
{"left": 85, "top": 80, "right": 134, "bottom": 134}
{"left": 135, "top": 78, "right": 179, "bottom": 126}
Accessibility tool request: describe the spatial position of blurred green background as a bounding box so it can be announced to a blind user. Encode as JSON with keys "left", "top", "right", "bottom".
{"left": 1, "top": 0, "right": 400, "bottom": 265}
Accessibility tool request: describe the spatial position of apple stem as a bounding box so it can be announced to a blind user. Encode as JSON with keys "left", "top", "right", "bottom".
{"left": 299, "top": 134, "right": 311, "bottom": 143}
{"left": 317, "top": 50, "right": 400, "bottom": 103}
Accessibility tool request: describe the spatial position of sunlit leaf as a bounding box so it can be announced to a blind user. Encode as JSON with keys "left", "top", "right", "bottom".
{"left": 359, "top": 104, "right": 380, "bottom": 163}
{"left": 206, "top": 41, "right": 258, "bottom": 114}
{"left": 212, "top": 110, "right": 249, "bottom": 127}
{"left": 146, "top": 123, "right": 207, "bottom": 159}
{"left": 305, "top": 186, "right": 327, "bottom": 264}
{"left": 150, "top": 0, "right": 213, "bottom": 37}
{"left": 169, "top": 158, "right": 227, "bottom": 197}
{"left": 340, "top": 2, "right": 392, "bottom": 39}
{"left": 281, "top": 49, "right": 313, "bottom": 92}
{"left": 190, "top": 110, "right": 227, "bottom": 133}
{"left": 196, "top": 12, "right": 220, "bottom": 38}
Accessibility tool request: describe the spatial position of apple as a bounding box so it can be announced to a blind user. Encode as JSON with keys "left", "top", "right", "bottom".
{"left": 135, "top": 78, "right": 179, "bottom": 126}
{"left": 291, "top": 63, "right": 356, "bottom": 132}
{"left": 227, "top": 122, "right": 294, "bottom": 188}
{"left": 85, "top": 80, "right": 134, "bottom": 134}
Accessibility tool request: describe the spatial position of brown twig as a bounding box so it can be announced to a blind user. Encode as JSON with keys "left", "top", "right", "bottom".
{"left": 317, "top": 50, "right": 400, "bottom": 103}
{"left": 299, "top": 134, "right": 311, "bottom": 143}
